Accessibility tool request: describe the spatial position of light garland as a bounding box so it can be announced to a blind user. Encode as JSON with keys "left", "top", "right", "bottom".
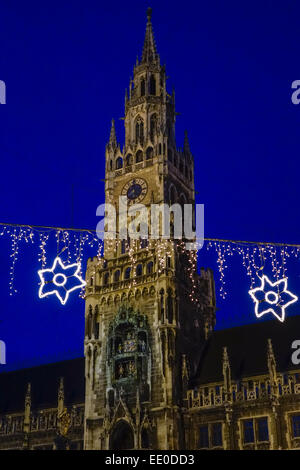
{"left": 0, "top": 222, "right": 299, "bottom": 310}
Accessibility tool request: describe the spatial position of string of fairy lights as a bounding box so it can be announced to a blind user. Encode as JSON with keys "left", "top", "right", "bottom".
{"left": 1, "top": 221, "right": 300, "bottom": 321}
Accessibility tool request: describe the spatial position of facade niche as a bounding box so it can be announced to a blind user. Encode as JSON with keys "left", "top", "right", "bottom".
{"left": 107, "top": 306, "right": 151, "bottom": 396}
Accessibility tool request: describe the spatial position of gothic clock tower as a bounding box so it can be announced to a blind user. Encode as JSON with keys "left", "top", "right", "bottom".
{"left": 84, "top": 8, "right": 216, "bottom": 450}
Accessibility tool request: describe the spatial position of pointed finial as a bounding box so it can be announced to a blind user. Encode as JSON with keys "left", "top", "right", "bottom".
{"left": 223, "top": 346, "right": 229, "bottom": 363}
{"left": 109, "top": 118, "right": 117, "bottom": 148}
{"left": 147, "top": 7, "right": 152, "bottom": 22}
{"left": 184, "top": 130, "right": 190, "bottom": 153}
{"left": 267, "top": 338, "right": 278, "bottom": 395}
{"left": 222, "top": 347, "right": 231, "bottom": 397}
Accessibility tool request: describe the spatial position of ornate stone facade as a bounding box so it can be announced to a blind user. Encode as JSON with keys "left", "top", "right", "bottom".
{"left": 83, "top": 8, "right": 216, "bottom": 450}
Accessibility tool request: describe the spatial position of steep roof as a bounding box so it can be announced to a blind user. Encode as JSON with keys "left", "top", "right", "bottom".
{"left": 191, "top": 315, "right": 300, "bottom": 386}
{"left": 0, "top": 357, "right": 85, "bottom": 414}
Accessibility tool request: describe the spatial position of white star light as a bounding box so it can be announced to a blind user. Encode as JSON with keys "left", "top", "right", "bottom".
{"left": 249, "top": 275, "right": 298, "bottom": 323}
{"left": 38, "top": 256, "right": 86, "bottom": 305}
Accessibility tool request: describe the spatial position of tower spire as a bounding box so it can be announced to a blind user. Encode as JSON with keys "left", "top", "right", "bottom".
{"left": 141, "top": 7, "right": 159, "bottom": 64}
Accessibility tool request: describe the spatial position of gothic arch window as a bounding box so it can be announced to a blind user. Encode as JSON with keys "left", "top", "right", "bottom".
{"left": 126, "top": 154, "right": 132, "bottom": 166}
{"left": 135, "top": 118, "right": 144, "bottom": 145}
{"left": 149, "top": 75, "right": 156, "bottom": 95}
{"left": 140, "top": 237, "right": 148, "bottom": 249}
{"left": 146, "top": 261, "right": 153, "bottom": 274}
{"left": 94, "top": 305, "right": 99, "bottom": 339}
{"left": 124, "top": 267, "right": 131, "bottom": 279}
{"left": 114, "top": 270, "right": 120, "bottom": 282}
{"left": 136, "top": 150, "right": 143, "bottom": 163}
{"left": 167, "top": 289, "right": 174, "bottom": 323}
{"left": 140, "top": 78, "right": 146, "bottom": 97}
{"left": 103, "top": 272, "right": 110, "bottom": 286}
{"left": 136, "top": 264, "right": 143, "bottom": 276}
{"left": 121, "top": 239, "right": 126, "bottom": 254}
{"left": 158, "top": 143, "right": 162, "bottom": 155}
{"left": 146, "top": 147, "right": 153, "bottom": 160}
{"left": 110, "top": 160, "right": 113, "bottom": 171}
{"left": 87, "top": 306, "right": 93, "bottom": 339}
{"left": 150, "top": 114, "right": 157, "bottom": 142}
{"left": 116, "top": 157, "right": 123, "bottom": 169}
{"left": 160, "top": 289, "right": 165, "bottom": 322}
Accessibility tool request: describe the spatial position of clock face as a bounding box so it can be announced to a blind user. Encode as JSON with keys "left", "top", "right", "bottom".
{"left": 121, "top": 178, "right": 148, "bottom": 204}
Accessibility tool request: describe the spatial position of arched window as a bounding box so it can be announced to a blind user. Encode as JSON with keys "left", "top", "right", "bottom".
{"left": 103, "top": 272, "right": 109, "bottom": 286}
{"left": 147, "top": 261, "right": 153, "bottom": 274}
{"left": 124, "top": 267, "right": 131, "bottom": 279}
{"left": 126, "top": 154, "right": 132, "bottom": 166}
{"left": 158, "top": 143, "right": 162, "bottom": 155}
{"left": 149, "top": 75, "right": 156, "bottom": 95}
{"left": 87, "top": 306, "right": 93, "bottom": 339}
{"left": 114, "top": 270, "right": 120, "bottom": 282}
{"left": 160, "top": 289, "right": 165, "bottom": 322}
{"left": 168, "top": 292, "right": 174, "bottom": 323}
{"left": 140, "top": 238, "right": 148, "bottom": 249}
{"left": 116, "top": 157, "right": 123, "bottom": 169}
{"left": 136, "top": 264, "right": 143, "bottom": 276}
{"left": 121, "top": 239, "right": 126, "bottom": 254}
{"left": 110, "top": 160, "right": 113, "bottom": 171}
{"left": 141, "top": 78, "right": 146, "bottom": 96}
{"left": 94, "top": 305, "right": 99, "bottom": 339}
{"left": 136, "top": 150, "right": 143, "bottom": 163}
{"left": 146, "top": 147, "right": 153, "bottom": 160}
{"left": 135, "top": 119, "right": 144, "bottom": 145}
{"left": 150, "top": 114, "right": 157, "bottom": 141}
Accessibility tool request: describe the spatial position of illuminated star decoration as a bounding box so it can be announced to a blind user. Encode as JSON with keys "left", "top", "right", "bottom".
{"left": 38, "top": 257, "right": 86, "bottom": 305}
{"left": 249, "top": 275, "right": 298, "bottom": 323}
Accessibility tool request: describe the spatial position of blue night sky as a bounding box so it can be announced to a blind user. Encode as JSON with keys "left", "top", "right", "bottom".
{"left": 0, "top": 0, "right": 300, "bottom": 371}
